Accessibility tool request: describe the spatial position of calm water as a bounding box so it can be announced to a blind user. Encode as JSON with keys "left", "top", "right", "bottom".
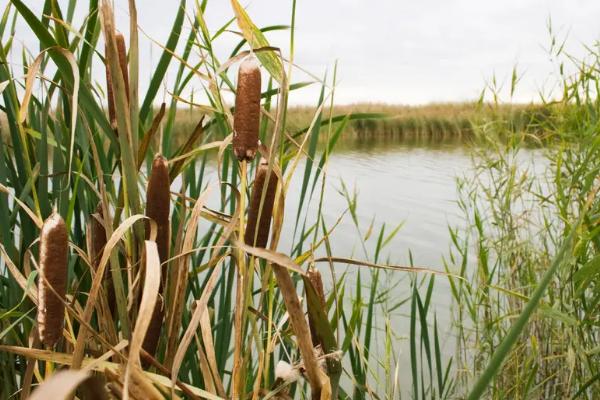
{"left": 283, "top": 142, "right": 471, "bottom": 374}
{"left": 278, "top": 139, "right": 547, "bottom": 390}
{"left": 282, "top": 142, "right": 469, "bottom": 267}
{"left": 198, "top": 138, "right": 546, "bottom": 390}
{"left": 279, "top": 141, "right": 472, "bottom": 313}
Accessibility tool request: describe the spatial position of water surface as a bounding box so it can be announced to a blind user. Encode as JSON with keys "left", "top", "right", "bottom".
{"left": 198, "top": 136, "right": 546, "bottom": 390}
{"left": 278, "top": 137, "right": 546, "bottom": 390}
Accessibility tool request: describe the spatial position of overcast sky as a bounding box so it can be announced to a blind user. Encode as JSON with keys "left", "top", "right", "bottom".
{"left": 10, "top": 0, "right": 600, "bottom": 105}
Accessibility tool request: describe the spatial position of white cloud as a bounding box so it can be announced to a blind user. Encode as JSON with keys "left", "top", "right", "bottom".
{"left": 9, "top": 0, "right": 600, "bottom": 105}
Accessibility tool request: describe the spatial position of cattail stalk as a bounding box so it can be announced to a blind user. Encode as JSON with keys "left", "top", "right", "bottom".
{"left": 38, "top": 212, "right": 68, "bottom": 347}
{"left": 233, "top": 56, "right": 261, "bottom": 161}
{"left": 244, "top": 158, "right": 278, "bottom": 248}
{"left": 142, "top": 155, "right": 171, "bottom": 358}
{"left": 105, "top": 31, "right": 130, "bottom": 132}
{"left": 243, "top": 158, "right": 328, "bottom": 396}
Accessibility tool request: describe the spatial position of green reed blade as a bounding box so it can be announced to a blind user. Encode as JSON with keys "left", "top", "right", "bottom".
{"left": 139, "top": 0, "right": 186, "bottom": 125}
{"left": 467, "top": 216, "right": 581, "bottom": 400}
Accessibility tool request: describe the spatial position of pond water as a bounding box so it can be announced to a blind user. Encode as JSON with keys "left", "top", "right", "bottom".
{"left": 281, "top": 141, "right": 469, "bottom": 268}
{"left": 197, "top": 136, "right": 547, "bottom": 391}
{"left": 275, "top": 137, "right": 548, "bottom": 391}
{"left": 280, "top": 140, "right": 471, "bottom": 382}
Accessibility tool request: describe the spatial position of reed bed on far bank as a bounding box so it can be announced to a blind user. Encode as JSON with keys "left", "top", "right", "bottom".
{"left": 168, "top": 102, "right": 551, "bottom": 150}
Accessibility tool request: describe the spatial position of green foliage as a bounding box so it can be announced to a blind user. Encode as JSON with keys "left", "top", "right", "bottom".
{"left": 449, "top": 39, "right": 600, "bottom": 399}
{"left": 0, "top": 1, "right": 418, "bottom": 398}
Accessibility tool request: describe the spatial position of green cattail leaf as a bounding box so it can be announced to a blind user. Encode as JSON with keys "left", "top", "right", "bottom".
{"left": 139, "top": 0, "right": 186, "bottom": 125}
{"left": 229, "top": 24, "right": 289, "bottom": 59}
{"left": 294, "top": 81, "right": 325, "bottom": 233}
{"left": 9, "top": 0, "right": 115, "bottom": 141}
{"left": 467, "top": 216, "right": 581, "bottom": 399}
{"left": 230, "top": 0, "right": 284, "bottom": 83}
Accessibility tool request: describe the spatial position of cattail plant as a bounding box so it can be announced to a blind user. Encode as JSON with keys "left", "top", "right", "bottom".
{"left": 90, "top": 204, "right": 107, "bottom": 271}
{"left": 233, "top": 56, "right": 261, "bottom": 161}
{"left": 105, "top": 31, "right": 130, "bottom": 131}
{"left": 37, "top": 212, "right": 68, "bottom": 347}
{"left": 306, "top": 267, "right": 327, "bottom": 347}
{"left": 244, "top": 158, "right": 278, "bottom": 248}
{"left": 142, "top": 155, "right": 171, "bottom": 358}
{"left": 90, "top": 203, "right": 115, "bottom": 314}
{"left": 243, "top": 159, "right": 329, "bottom": 395}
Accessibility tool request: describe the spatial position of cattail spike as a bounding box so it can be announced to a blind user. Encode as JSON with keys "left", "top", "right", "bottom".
{"left": 115, "top": 32, "right": 130, "bottom": 102}
{"left": 145, "top": 155, "right": 170, "bottom": 264}
{"left": 142, "top": 155, "right": 171, "bottom": 358}
{"left": 105, "top": 31, "right": 130, "bottom": 132}
{"left": 90, "top": 203, "right": 115, "bottom": 315}
{"left": 245, "top": 158, "right": 278, "bottom": 248}
{"left": 307, "top": 267, "right": 327, "bottom": 347}
{"left": 233, "top": 56, "right": 261, "bottom": 161}
{"left": 105, "top": 44, "right": 115, "bottom": 130}
{"left": 38, "top": 212, "right": 68, "bottom": 347}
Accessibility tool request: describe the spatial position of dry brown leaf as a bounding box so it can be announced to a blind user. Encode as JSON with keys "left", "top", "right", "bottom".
{"left": 29, "top": 370, "right": 91, "bottom": 400}
{"left": 83, "top": 340, "right": 128, "bottom": 372}
{"left": 271, "top": 265, "right": 327, "bottom": 397}
{"left": 199, "top": 310, "right": 225, "bottom": 396}
{"left": 165, "top": 186, "right": 211, "bottom": 367}
{"left": 127, "top": 364, "right": 163, "bottom": 400}
{"left": 19, "top": 52, "right": 45, "bottom": 124}
{"left": 312, "top": 256, "right": 452, "bottom": 276}
{"left": 194, "top": 333, "right": 217, "bottom": 394}
{"left": 124, "top": 241, "right": 160, "bottom": 400}
{"left": 171, "top": 262, "right": 222, "bottom": 393}
{"left": 0, "top": 345, "right": 223, "bottom": 399}
{"left": 235, "top": 241, "right": 306, "bottom": 276}
{"left": 0, "top": 245, "right": 38, "bottom": 305}
{"left": 72, "top": 214, "right": 147, "bottom": 370}
{"left": 0, "top": 183, "right": 43, "bottom": 228}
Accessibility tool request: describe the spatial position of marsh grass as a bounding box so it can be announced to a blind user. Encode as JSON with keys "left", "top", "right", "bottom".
{"left": 165, "top": 102, "right": 550, "bottom": 150}
{"left": 0, "top": 0, "right": 439, "bottom": 398}
{"left": 1, "top": 0, "right": 598, "bottom": 398}
{"left": 447, "top": 40, "right": 600, "bottom": 399}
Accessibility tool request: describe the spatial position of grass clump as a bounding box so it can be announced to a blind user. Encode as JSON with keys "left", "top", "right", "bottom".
{"left": 3, "top": 0, "right": 597, "bottom": 398}
{"left": 448, "top": 39, "right": 600, "bottom": 399}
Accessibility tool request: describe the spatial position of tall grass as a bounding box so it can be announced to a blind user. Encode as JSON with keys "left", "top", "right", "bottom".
{"left": 167, "top": 102, "right": 549, "bottom": 149}
{"left": 2, "top": 0, "right": 596, "bottom": 399}
{"left": 0, "top": 1, "right": 439, "bottom": 398}
{"left": 447, "top": 39, "right": 600, "bottom": 399}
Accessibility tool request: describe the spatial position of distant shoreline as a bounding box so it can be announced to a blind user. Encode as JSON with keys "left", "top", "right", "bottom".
{"left": 1, "top": 102, "right": 548, "bottom": 143}
{"left": 170, "top": 102, "right": 548, "bottom": 140}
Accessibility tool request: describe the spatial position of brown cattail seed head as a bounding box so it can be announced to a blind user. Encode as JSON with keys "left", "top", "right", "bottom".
{"left": 115, "top": 33, "right": 130, "bottom": 101}
{"left": 145, "top": 155, "right": 171, "bottom": 264}
{"left": 90, "top": 203, "right": 115, "bottom": 314}
{"left": 105, "top": 32, "right": 130, "bottom": 132}
{"left": 38, "top": 212, "right": 68, "bottom": 347}
{"left": 245, "top": 158, "right": 278, "bottom": 248}
{"left": 90, "top": 204, "right": 107, "bottom": 271}
{"left": 306, "top": 268, "right": 327, "bottom": 347}
{"left": 142, "top": 296, "right": 164, "bottom": 361}
{"left": 233, "top": 56, "right": 261, "bottom": 161}
{"left": 143, "top": 155, "right": 171, "bottom": 358}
